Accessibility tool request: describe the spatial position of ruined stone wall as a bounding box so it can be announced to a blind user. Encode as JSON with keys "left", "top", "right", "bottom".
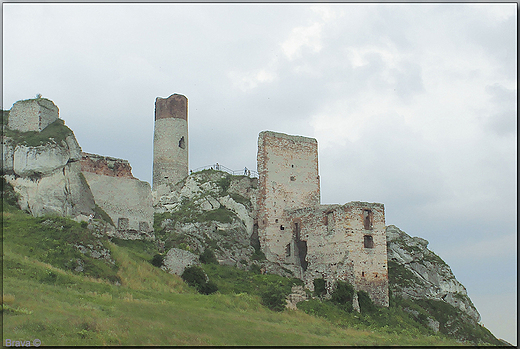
{"left": 285, "top": 201, "right": 389, "bottom": 307}
{"left": 257, "top": 131, "right": 320, "bottom": 262}
{"left": 255, "top": 130, "right": 388, "bottom": 307}
{"left": 286, "top": 205, "right": 353, "bottom": 282}
{"left": 334, "top": 202, "right": 388, "bottom": 307}
{"left": 81, "top": 152, "right": 135, "bottom": 179}
{"left": 82, "top": 171, "right": 153, "bottom": 233}
{"left": 8, "top": 98, "right": 59, "bottom": 132}
{"left": 153, "top": 94, "right": 188, "bottom": 194}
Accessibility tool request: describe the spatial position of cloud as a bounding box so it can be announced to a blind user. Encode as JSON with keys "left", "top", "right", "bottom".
{"left": 471, "top": 292, "right": 517, "bottom": 345}
{"left": 228, "top": 69, "right": 277, "bottom": 92}
{"left": 445, "top": 233, "right": 517, "bottom": 260}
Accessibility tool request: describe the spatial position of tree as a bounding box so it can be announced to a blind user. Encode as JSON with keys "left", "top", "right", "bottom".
{"left": 261, "top": 283, "right": 287, "bottom": 312}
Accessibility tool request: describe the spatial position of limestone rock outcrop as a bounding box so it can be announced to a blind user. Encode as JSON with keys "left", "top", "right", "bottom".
{"left": 161, "top": 248, "right": 200, "bottom": 276}
{"left": 154, "top": 170, "right": 259, "bottom": 269}
{"left": 386, "top": 225, "right": 480, "bottom": 322}
{"left": 2, "top": 124, "right": 96, "bottom": 220}
{"left": 2, "top": 98, "right": 154, "bottom": 232}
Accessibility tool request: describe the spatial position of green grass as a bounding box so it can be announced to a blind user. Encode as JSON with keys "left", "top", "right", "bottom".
{"left": 2, "top": 266, "right": 465, "bottom": 346}
{"left": 202, "top": 263, "right": 302, "bottom": 297}
{"left": 1, "top": 206, "right": 495, "bottom": 346}
{"left": 2, "top": 210, "right": 119, "bottom": 283}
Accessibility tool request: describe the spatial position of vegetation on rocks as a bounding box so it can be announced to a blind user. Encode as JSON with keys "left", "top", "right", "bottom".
{"left": 3, "top": 118, "right": 74, "bottom": 147}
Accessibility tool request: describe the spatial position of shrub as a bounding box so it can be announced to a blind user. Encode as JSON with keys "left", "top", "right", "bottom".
{"left": 1, "top": 177, "right": 19, "bottom": 208}
{"left": 181, "top": 266, "right": 218, "bottom": 295}
{"left": 217, "top": 175, "right": 232, "bottom": 194}
{"left": 251, "top": 249, "right": 266, "bottom": 261}
{"left": 151, "top": 254, "right": 164, "bottom": 268}
{"left": 261, "top": 284, "right": 287, "bottom": 312}
{"left": 357, "top": 290, "right": 377, "bottom": 313}
{"left": 330, "top": 280, "right": 354, "bottom": 312}
{"left": 313, "top": 278, "right": 326, "bottom": 297}
{"left": 199, "top": 248, "right": 218, "bottom": 265}
{"left": 250, "top": 264, "right": 262, "bottom": 274}
{"left": 202, "top": 207, "right": 235, "bottom": 224}
{"left": 181, "top": 266, "right": 206, "bottom": 288}
{"left": 200, "top": 280, "right": 218, "bottom": 295}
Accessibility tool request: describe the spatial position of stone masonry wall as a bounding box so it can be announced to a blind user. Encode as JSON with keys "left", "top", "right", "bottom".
{"left": 334, "top": 202, "right": 388, "bottom": 306}
{"left": 153, "top": 94, "right": 188, "bottom": 193}
{"left": 284, "top": 202, "right": 388, "bottom": 307}
{"left": 256, "top": 131, "right": 320, "bottom": 263}
{"left": 81, "top": 152, "right": 135, "bottom": 179}
{"left": 82, "top": 171, "right": 153, "bottom": 233}
{"left": 8, "top": 98, "right": 59, "bottom": 132}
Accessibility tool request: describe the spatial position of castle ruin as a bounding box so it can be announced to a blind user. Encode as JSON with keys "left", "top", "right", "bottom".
{"left": 151, "top": 95, "right": 389, "bottom": 307}
{"left": 4, "top": 93, "right": 388, "bottom": 307}
{"left": 256, "top": 131, "right": 389, "bottom": 307}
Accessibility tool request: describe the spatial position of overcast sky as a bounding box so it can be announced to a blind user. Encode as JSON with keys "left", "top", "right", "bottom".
{"left": 2, "top": 2, "right": 517, "bottom": 344}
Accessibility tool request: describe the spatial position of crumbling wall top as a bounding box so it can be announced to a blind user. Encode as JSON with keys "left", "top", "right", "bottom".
{"left": 81, "top": 152, "right": 135, "bottom": 179}
{"left": 155, "top": 94, "right": 187, "bottom": 121}
{"left": 258, "top": 130, "right": 317, "bottom": 145}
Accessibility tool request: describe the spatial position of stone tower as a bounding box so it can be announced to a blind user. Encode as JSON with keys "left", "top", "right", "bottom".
{"left": 152, "top": 94, "right": 188, "bottom": 192}
{"left": 256, "top": 130, "right": 389, "bottom": 307}
{"left": 256, "top": 131, "right": 321, "bottom": 263}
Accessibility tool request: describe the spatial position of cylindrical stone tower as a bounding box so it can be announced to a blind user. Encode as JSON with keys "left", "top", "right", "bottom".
{"left": 153, "top": 94, "right": 188, "bottom": 191}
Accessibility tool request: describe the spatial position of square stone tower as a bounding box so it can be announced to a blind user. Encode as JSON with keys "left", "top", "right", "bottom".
{"left": 152, "top": 94, "right": 188, "bottom": 193}
{"left": 256, "top": 131, "right": 320, "bottom": 263}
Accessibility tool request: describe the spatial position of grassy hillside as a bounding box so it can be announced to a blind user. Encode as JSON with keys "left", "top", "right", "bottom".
{"left": 1, "top": 200, "right": 491, "bottom": 346}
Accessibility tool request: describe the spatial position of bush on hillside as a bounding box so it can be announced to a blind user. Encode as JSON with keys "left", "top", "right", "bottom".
{"left": 357, "top": 290, "right": 377, "bottom": 313}
{"left": 250, "top": 264, "right": 262, "bottom": 274}
{"left": 261, "top": 283, "right": 287, "bottom": 312}
{"left": 330, "top": 280, "right": 354, "bottom": 312}
{"left": 199, "top": 248, "right": 218, "bottom": 265}
{"left": 313, "top": 278, "right": 326, "bottom": 297}
{"left": 1, "top": 177, "right": 19, "bottom": 208}
{"left": 181, "top": 266, "right": 218, "bottom": 295}
{"left": 199, "top": 280, "right": 219, "bottom": 295}
{"left": 151, "top": 254, "right": 164, "bottom": 268}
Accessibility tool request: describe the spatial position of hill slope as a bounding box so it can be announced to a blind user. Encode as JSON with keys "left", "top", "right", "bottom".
{"left": 2, "top": 191, "right": 501, "bottom": 346}
{"left": 2, "top": 205, "right": 462, "bottom": 346}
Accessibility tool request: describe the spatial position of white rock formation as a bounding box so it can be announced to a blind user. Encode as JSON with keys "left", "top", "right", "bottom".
{"left": 3, "top": 135, "right": 96, "bottom": 219}
{"left": 386, "top": 225, "right": 480, "bottom": 322}
{"left": 161, "top": 248, "right": 200, "bottom": 276}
